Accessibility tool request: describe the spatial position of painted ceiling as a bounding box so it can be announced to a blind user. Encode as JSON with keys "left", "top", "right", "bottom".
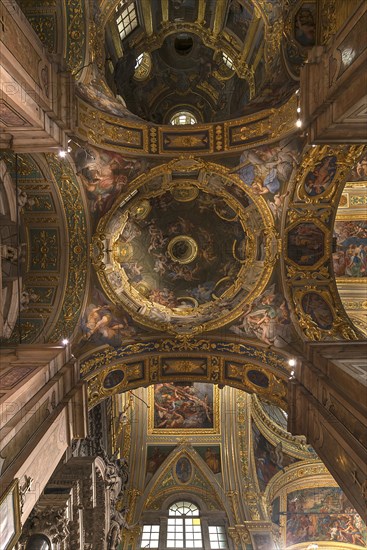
{"left": 1, "top": 0, "right": 366, "bottom": 401}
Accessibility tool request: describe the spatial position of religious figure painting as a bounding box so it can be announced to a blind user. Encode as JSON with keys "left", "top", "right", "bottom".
{"left": 226, "top": 0, "right": 253, "bottom": 43}
{"left": 231, "top": 139, "right": 300, "bottom": 221}
{"left": 303, "top": 155, "right": 337, "bottom": 196}
{"left": 145, "top": 446, "right": 176, "bottom": 483}
{"left": 153, "top": 383, "right": 214, "bottom": 430}
{"left": 194, "top": 446, "right": 221, "bottom": 475}
{"left": 74, "top": 145, "right": 146, "bottom": 215}
{"left": 230, "top": 283, "right": 291, "bottom": 348}
{"left": 252, "top": 423, "right": 297, "bottom": 491}
{"left": 117, "top": 190, "right": 244, "bottom": 308}
{"left": 80, "top": 289, "right": 137, "bottom": 347}
{"left": 347, "top": 150, "right": 367, "bottom": 181}
{"left": 287, "top": 222, "right": 325, "bottom": 266}
{"left": 103, "top": 369, "right": 125, "bottom": 389}
{"left": 175, "top": 457, "right": 193, "bottom": 484}
{"left": 301, "top": 292, "right": 334, "bottom": 331}
{"left": 294, "top": 4, "right": 316, "bottom": 47}
{"left": 286, "top": 487, "right": 367, "bottom": 546}
{"left": 332, "top": 220, "right": 367, "bottom": 278}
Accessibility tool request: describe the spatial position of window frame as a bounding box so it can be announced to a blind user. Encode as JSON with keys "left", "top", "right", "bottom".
{"left": 115, "top": 1, "right": 139, "bottom": 41}
{"left": 140, "top": 524, "right": 160, "bottom": 549}
{"left": 140, "top": 498, "right": 230, "bottom": 550}
{"left": 167, "top": 501, "right": 203, "bottom": 548}
{"left": 170, "top": 111, "right": 197, "bottom": 126}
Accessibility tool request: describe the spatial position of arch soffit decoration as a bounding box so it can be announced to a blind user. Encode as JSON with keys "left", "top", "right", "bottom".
{"left": 0, "top": 152, "right": 89, "bottom": 344}
{"left": 80, "top": 337, "right": 292, "bottom": 411}
{"left": 281, "top": 143, "right": 365, "bottom": 343}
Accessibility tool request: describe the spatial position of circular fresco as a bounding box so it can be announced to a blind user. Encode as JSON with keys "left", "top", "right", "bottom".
{"left": 92, "top": 161, "right": 277, "bottom": 335}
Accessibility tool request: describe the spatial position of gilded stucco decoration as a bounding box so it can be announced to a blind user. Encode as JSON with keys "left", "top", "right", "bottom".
{"left": 84, "top": 352, "right": 289, "bottom": 410}
{"left": 80, "top": 337, "right": 291, "bottom": 377}
{"left": 75, "top": 94, "right": 298, "bottom": 156}
{"left": 65, "top": 0, "right": 88, "bottom": 77}
{"left": 91, "top": 159, "right": 278, "bottom": 336}
{"left": 142, "top": 446, "right": 226, "bottom": 514}
{"left": 47, "top": 155, "right": 88, "bottom": 342}
{"left": 251, "top": 395, "right": 315, "bottom": 460}
{"left": 0, "top": 153, "right": 88, "bottom": 344}
{"left": 283, "top": 144, "right": 365, "bottom": 342}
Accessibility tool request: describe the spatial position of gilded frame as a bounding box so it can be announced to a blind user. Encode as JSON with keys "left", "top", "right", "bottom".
{"left": 0, "top": 479, "right": 21, "bottom": 550}
{"left": 148, "top": 383, "right": 220, "bottom": 435}
{"left": 334, "top": 212, "right": 367, "bottom": 284}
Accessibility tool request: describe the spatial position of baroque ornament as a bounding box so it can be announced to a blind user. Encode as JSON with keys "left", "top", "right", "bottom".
{"left": 91, "top": 160, "right": 278, "bottom": 336}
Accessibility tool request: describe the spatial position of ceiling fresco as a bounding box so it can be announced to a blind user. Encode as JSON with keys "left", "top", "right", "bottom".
{"left": 91, "top": 159, "right": 278, "bottom": 336}
{"left": 2, "top": 1, "right": 367, "bottom": 548}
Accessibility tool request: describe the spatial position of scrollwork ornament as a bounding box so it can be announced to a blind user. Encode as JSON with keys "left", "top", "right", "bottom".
{"left": 66, "top": 0, "right": 86, "bottom": 77}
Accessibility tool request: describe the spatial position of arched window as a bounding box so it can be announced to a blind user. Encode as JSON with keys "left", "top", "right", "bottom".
{"left": 170, "top": 111, "right": 197, "bottom": 126}
{"left": 140, "top": 499, "right": 229, "bottom": 549}
{"left": 167, "top": 501, "right": 202, "bottom": 548}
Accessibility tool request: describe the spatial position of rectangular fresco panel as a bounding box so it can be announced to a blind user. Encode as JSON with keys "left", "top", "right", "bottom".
{"left": 286, "top": 486, "right": 367, "bottom": 546}
{"left": 152, "top": 382, "right": 215, "bottom": 431}
{"left": 333, "top": 220, "right": 367, "bottom": 278}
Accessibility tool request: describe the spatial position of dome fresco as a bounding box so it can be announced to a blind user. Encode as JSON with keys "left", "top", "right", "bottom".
{"left": 92, "top": 161, "right": 278, "bottom": 335}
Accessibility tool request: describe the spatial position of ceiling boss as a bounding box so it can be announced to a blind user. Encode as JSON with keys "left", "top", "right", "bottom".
{"left": 92, "top": 160, "right": 278, "bottom": 335}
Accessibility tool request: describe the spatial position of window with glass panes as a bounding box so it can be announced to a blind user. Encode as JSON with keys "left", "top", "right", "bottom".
{"left": 140, "top": 525, "right": 160, "bottom": 548}
{"left": 222, "top": 52, "right": 235, "bottom": 70}
{"left": 167, "top": 501, "right": 203, "bottom": 548}
{"left": 208, "top": 526, "right": 228, "bottom": 549}
{"left": 170, "top": 111, "right": 197, "bottom": 125}
{"left": 115, "top": 2, "right": 138, "bottom": 40}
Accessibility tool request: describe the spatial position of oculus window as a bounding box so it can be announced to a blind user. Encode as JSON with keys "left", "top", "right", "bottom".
{"left": 134, "top": 52, "right": 152, "bottom": 81}
{"left": 116, "top": 2, "right": 138, "bottom": 40}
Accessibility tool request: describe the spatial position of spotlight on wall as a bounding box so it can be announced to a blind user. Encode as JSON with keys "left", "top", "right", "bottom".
{"left": 296, "top": 119, "right": 302, "bottom": 128}
{"left": 58, "top": 150, "right": 67, "bottom": 158}
{"left": 288, "top": 358, "right": 296, "bottom": 367}
{"left": 62, "top": 338, "right": 69, "bottom": 346}
{"left": 297, "top": 106, "right": 301, "bottom": 113}
{"left": 307, "top": 545, "right": 319, "bottom": 550}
